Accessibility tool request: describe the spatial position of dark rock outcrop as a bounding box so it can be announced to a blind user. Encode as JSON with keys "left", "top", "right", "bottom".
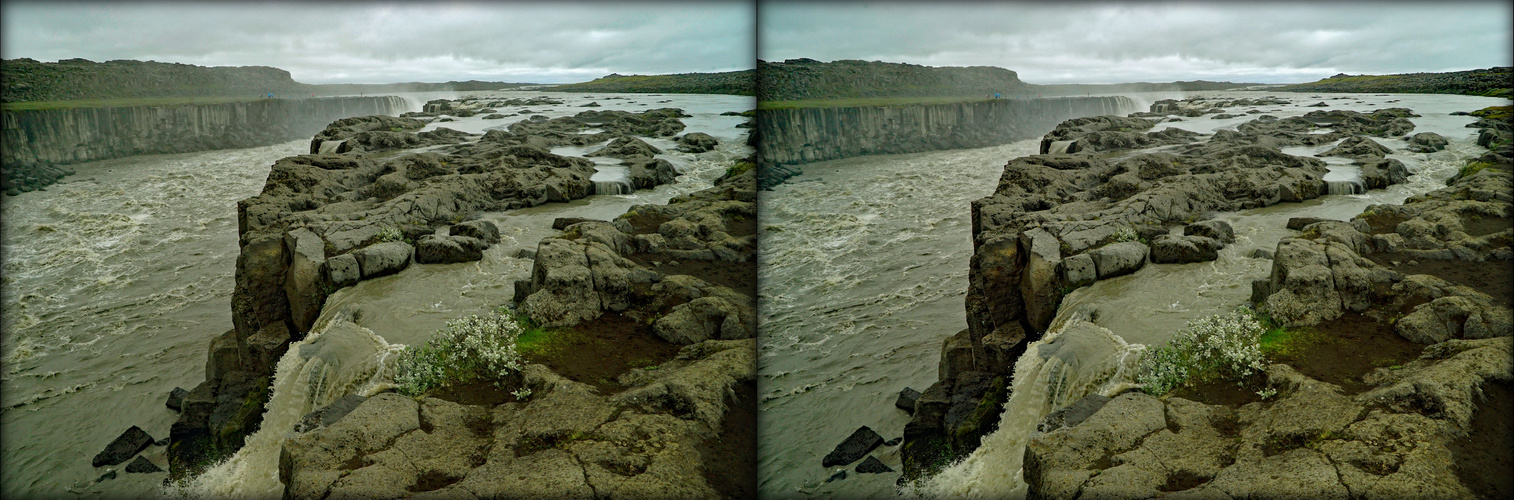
{"left": 905, "top": 107, "right": 1423, "bottom": 479}
{"left": 125, "top": 456, "right": 163, "bottom": 474}
{"left": 171, "top": 107, "right": 700, "bottom": 480}
{"left": 93, "top": 426, "right": 154, "bottom": 467}
{"left": 856, "top": 456, "right": 894, "bottom": 474}
{"left": 823, "top": 426, "right": 885, "bottom": 468}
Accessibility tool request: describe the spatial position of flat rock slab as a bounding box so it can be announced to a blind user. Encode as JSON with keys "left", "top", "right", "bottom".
{"left": 822, "top": 426, "right": 884, "bottom": 468}
{"left": 856, "top": 456, "right": 894, "bottom": 474}
{"left": 93, "top": 426, "right": 154, "bottom": 467}
{"left": 552, "top": 217, "right": 604, "bottom": 230}
{"left": 125, "top": 456, "right": 163, "bottom": 474}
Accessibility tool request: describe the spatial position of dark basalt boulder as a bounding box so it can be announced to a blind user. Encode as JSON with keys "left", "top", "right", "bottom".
{"left": 895, "top": 387, "right": 921, "bottom": 414}
{"left": 1286, "top": 217, "right": 1339, "bottom": 230}
{"left": 1185, "top": 220, "right": 1235, "bottom": 244}
{"left": 552, "top": 217, "right": 604, "bottom": 230}
{"left": 856, "top": 456, "right": 894, "bottom": 474}
{"left": 93, "top": 426, "right": 154, "bottom": 467}
{"left": 1150, "top": 234, "right": 1224, "bottom": 264}
{"left": 823, "top": 426, "right": 885, "bottom": 468}
{"left": 125, "top": 456, "right": 163, "bottom": 474}
{"left": 1407, "top": 132, "right": 1449, "bottom": 153}
{"left": 588, "top": 136, "right": 663, "bottom": 159}
{"left": 1318, "top": 135, "right": 1393, "bottom": 159}
{"left": 676, "top": 132, "right": 719, "bottom": 153}
{"left": 415, "top": 234, "right": 488, "bottom": 264}
{"left": 452, "top": 220, "right": 501, "bottom": 244}
{"left": 294, "top": 394, "right": 368, "bottom": 433}
{"left": 166, "top": 387, "right": 188, "bottom": 412}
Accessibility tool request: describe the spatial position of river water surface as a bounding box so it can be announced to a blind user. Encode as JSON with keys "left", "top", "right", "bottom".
{"left": 758, "top": 91, "right": 1507, "bottom": 498}
{"left": 0, "top": 90, "right": 752, "bottom": 498}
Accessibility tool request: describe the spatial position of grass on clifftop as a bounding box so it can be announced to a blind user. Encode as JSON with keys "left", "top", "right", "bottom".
{"left": 757, "top": 95, "right": 997, "bottom": 110}
{"left": 2, "top": 95, "right": 266, "bottom": 111}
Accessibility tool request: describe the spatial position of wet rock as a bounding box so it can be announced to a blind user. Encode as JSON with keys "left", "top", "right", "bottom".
{"left": 587, "top": 136, "right": 663, "bottom": 159}
{"left": 884, "top": 437, "right": 902, "bottom": 446}
{"left": 166, "top": 387, "right": 188, "bottom": 412}
{"left": 856, "top": 456, "right": 894, "bottom": 474}
{"left": 125, "top": 456, "right": 163, "bottom": 474}
{"left": 938, "top": 329, "right": 976, "bottom": 381}
{"left": 1286, "top": 216, "right": 1337, "bottom": 230}
{"left": 823, "top": 426, "right": 885, "bottom": 468}
{"left": 353, "top": 241, "right": 412, "bottom": 279}
{"left": 895, "top": 387, "right": 921, "bottom": 414}
{"left": 1248, "top": 248, "right": 1274, "bottom": 260}
{"left": 1019, "top": 228, "right": 1065, "bottom": 331}
{"left": 282, "top": 228, "right": 328, "bottom": 333}
{"left": 653, "top": 296, "right": 753, "bottom": 344}
{"left": 1149, "top": 234, "right": 1223, "bottom": 264}
{"left": 323, "top": 253, "right": 360, "bottom": 287}
{"left": 95, "top": 469, "right": 116, "bottom": 483}
{"left": 1407, "top": 132, "right": 1449, "bottom": 152}
{"left": 1319, "top": 135, "right": 1394, "bottom": 159}
{"left": 244, "top": 322, "right": 291, "bottom": 375}
{"left": 1060, "top": 253, "right": 1096, "bottom": 287}
{"left": 1184, "top": 220, "right": 1235, "bottom": 243}
{"left": 451, "top": 220, "right": 500, "bottom": 244}
{"left": 1087, "top": 241, "right": 1148, "bottom": 279}
{"left": 295, "top": 394, "right": 368, "bottom": 433}
{"left": 1037, "top": 393, "right": 1112, "bottom": 433}
{"left": 93, "top": 426, "right": 155, "bottom": 467}
{"left": 551, "top": 217, "right": 602, "bottom": 230}
{"left": 676, "top": 132, "right": 719, "bottom": 153}
{"left": 826, "top": 470, "right": 847, "bottom": 483}
{"left": 626, "top": 157, "right": 680, "bottom": 189}
{"left": 415, "top": 234, "right": 487, "bottom": 264}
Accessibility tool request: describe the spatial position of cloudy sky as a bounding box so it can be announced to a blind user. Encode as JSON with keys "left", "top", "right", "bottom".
{"left": 1, "top": 2, "right": 753, "bottom": 84}
{"left": 760, "top": 2, "right": 1513, "bottom": 84}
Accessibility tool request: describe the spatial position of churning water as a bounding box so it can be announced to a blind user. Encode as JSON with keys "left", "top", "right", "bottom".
{"left": 1, "top": 90, "right": 752, "bottom": 498}
{"left": 758, "top": 91, "right": 1507, "bottom": 498}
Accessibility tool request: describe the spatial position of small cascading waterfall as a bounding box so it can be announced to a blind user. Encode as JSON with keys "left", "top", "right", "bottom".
{"left": 591, "top": 166, "right": 636, "bottom": 196}
{"left": 917, "top": 315, "right": 1146, "bottom": 499}
{"left": 164, "top": 311, "right": 404, "bottom": 498}
{"left": 316, "top": 139, "right": 343, "bottom": 154}
{"left": 1326, "top": 180, "right": 1367, "bottom": 196}
{"left": 1047, "top": 140, "right": 1075, "bottom": 154}
{"left": 1324, "top": 165, "right": 1367, "bottom": 196}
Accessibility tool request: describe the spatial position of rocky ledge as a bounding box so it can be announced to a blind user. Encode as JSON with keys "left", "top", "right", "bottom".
{"left": 900, "top": 103, "right": 1430, "bottom": 481}
{"left": 1026, "top": 144, "right": 1513, "bottom": 499}
{"left": 167, "top": 108, "right": 705, "bottom": 481}
{"left": 279, "top": 164, "right": 758, "bottom": 499}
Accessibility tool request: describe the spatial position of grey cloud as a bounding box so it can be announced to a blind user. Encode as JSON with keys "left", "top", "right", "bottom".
{"left": 759, "top": 2, "right": 1512, "bottom": 84}
{"left": 2, "top": 2, "right": 753, "bottom": 84}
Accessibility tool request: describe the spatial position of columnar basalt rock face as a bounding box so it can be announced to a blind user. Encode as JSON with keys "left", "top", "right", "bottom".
{"left": 755, "top": 96, "right": 1138, "bottom": 188}
{"left": 1, "top": 96, "right": 408, "bottom": 193}
{"left": 1021, "top": 113, "right": 1514, "bottom": 500}
{"left": 902, "top": 104, "right": 1428, "bottom": 480}
{"left": 170, "top": 108, "right": 698, "bottom": 480}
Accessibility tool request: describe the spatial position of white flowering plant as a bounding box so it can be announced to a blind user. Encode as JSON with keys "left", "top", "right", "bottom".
{"left": 394, "top": 311, "right": 527, "bottom": 397}
{"left": 1136, "top": 307, "right": 1268, "bottom": 396}
{"left": 376, "top": 226, "right": 404, "bottom": 243}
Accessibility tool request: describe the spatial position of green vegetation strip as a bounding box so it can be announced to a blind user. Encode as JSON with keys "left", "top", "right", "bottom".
{"left": 757, "top": 95, "right": 997, "bottom": 110}
{"left": 2, "top": 95, "right": 265, "bottom": 111}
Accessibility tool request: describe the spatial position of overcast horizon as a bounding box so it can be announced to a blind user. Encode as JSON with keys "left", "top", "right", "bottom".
{"left": 761, "top": 2, "right": 1513, "bottom": 85}
{"left": 1, "top": 2, "right": 753, "bottom": 85}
